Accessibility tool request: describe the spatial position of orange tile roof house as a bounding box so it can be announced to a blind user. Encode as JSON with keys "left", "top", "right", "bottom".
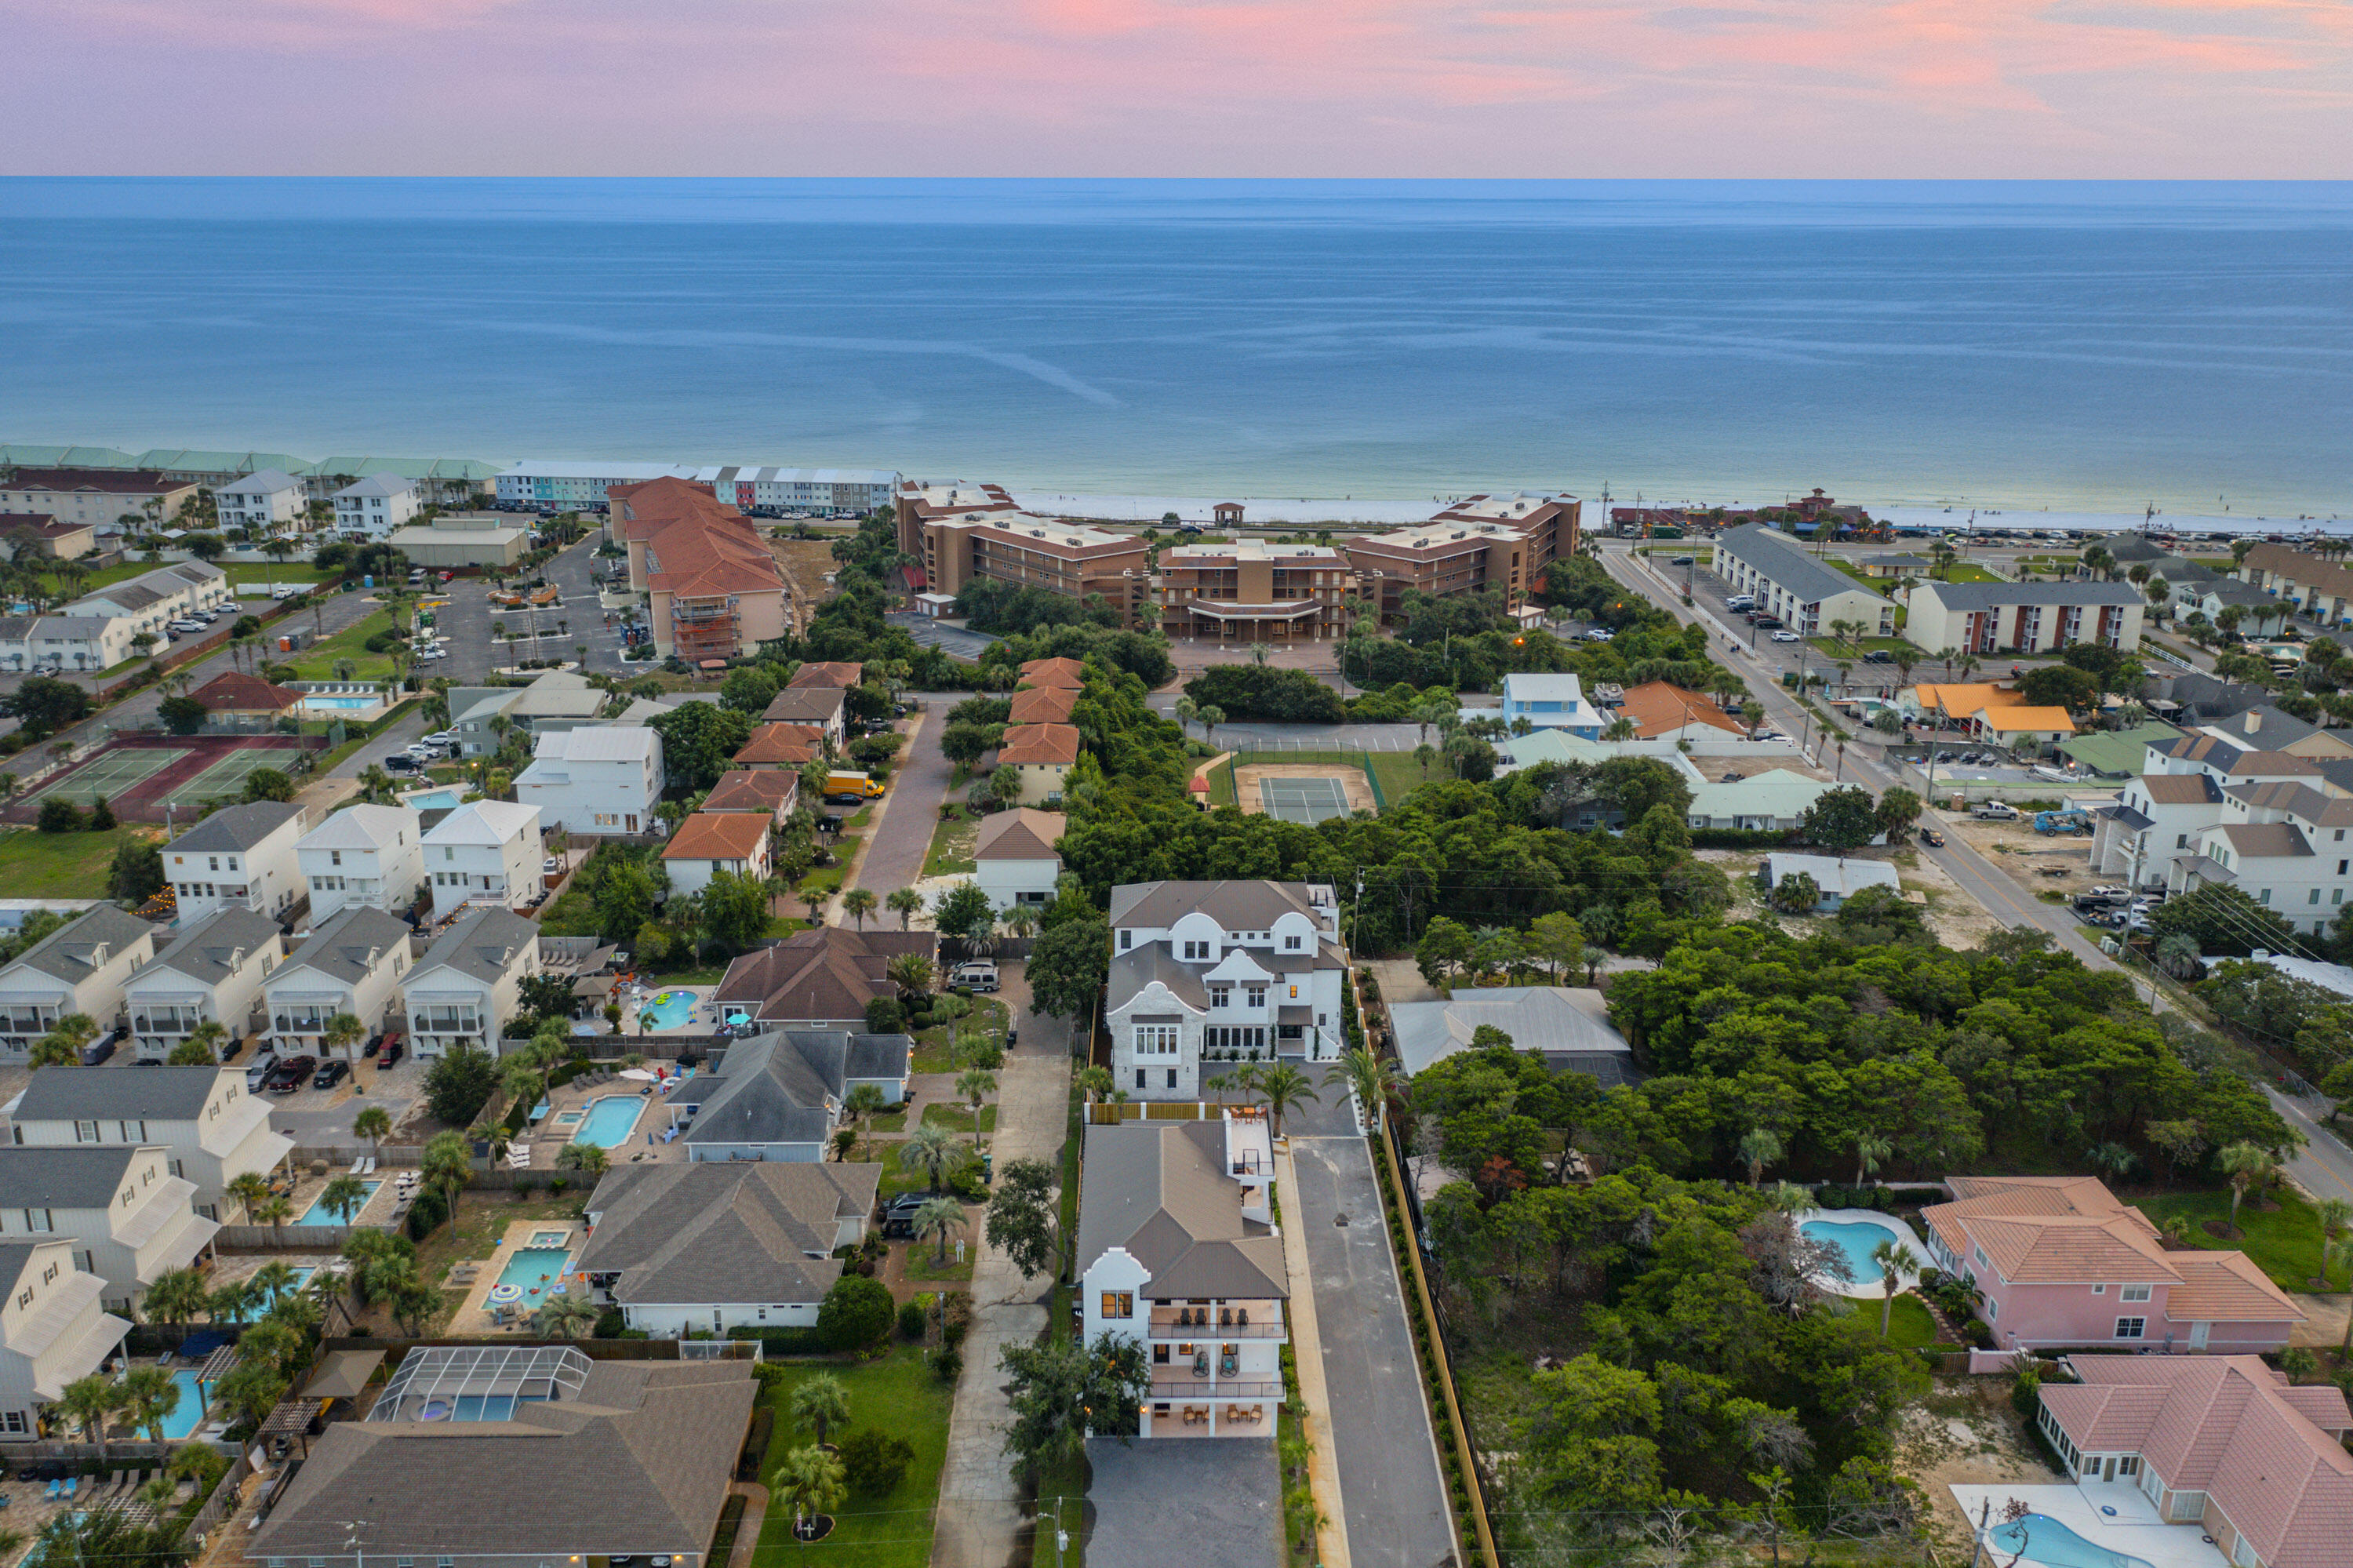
{"left": 733, "top": 722, "right": 827, "bottom": 768}
{"left": 1617, "top": 681, "right": 1746, "bottom": 741}
{"left": 787, "top": 662, "right": 864, "bottom": 690}
{"left": 700, "top": 769, "right": 800, "bottom": 824}
{"left": 1007, "top": 685, "right": 1079, "bottom": 726}
{"left": 1017, "top": 657, "right": 1086, "bottom": 690}
{"left": 609, "top": 477, "right": 788, "bottom": 661}
{"left": 660, "top": 811, "right": 774, "bottom": 899}
{"left": 1922, "top": 1177, "right": 2301, "bottom": 1355}
{"left": 2036, "top": 1355, "right": 2351, "bottom": 1568}
{"left": 998, "top": 723, "right": 1081, "bottom": 806}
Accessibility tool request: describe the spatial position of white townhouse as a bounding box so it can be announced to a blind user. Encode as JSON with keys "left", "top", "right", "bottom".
{"left": 297, "top": 803, "right": 424, "bottom": 920}
{"left": 164, "top": 802, "right": 307, "bottom": 924}
{"left": 515, "top": 725, "right": 664, "bottom": 836}
{"left": 0, "top": 613, "right": 140, "bottom": 672}
{"left": 262, "top": 907, "right": 413, "bottom": 1060}
{"left": 63, "top": 561, "right": 231, "bottom": 640}
{"left": 422, "top": 800, "right": 544, "bottom": 921}
{"left": 0, "top": 1241, "right": 129, "bottom": 1442}
{"left": 1906, "top": 580, "right": 2145, "bottom": 657}
{"left": 1106, "top": 881, "right": 1346, "bottom": 1101}
{"left": 0, "top": 1147, "right": 218, "bottom": 1317}
{"left": 214, "top": 468, "right": 308, "bottom": 535}
{"left": 1712, "top": 522, "right": 1897, "bottom": 638}
{"left": 405, "top": 910, "right": 540, "bottom": 1061}
{"left": 0, "top": 908, "right": 159, "bottom": 1064}
{"left": 6, "top": 1065, "right": 291, "bottom": 1224}
{"left": 329, "top": 474, "right": 423, "bottom": 540}
{"left": 1078, "top": 1116, "right": 1289, "bottom": 1439}
{"left": 124, "top": 908, "right": 283, "bottom": 1061}
{"left": 973, "top": 809, "right": 1064, "bottom": 911}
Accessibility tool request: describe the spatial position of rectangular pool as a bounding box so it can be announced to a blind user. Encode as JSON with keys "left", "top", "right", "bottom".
{"left": 404, "top": 789, "right": 461, "bottom": 810}
{"left": 573, "top": 1094, "right": 646, "bottom": 1148}
{"left": 298, "top": 1180, "right": 380, "bottom": 1226}
{"left": 160, "top": 1368, "right": 206, "bottom": 1439}
{"left": 300, "top": 696, "right": 381, "bottom": 710}
{"left": 496, "top": 1246, "right": 573, "bottom": 1292}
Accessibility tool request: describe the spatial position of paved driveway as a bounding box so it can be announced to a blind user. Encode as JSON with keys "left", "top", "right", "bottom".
{"left": 1288, "top": 1135, "right": 1457, "bottom": 1568}
{"left": 887, "top": 613, "right": 998, "bottom": 660}
{"left": 1085, "top": 1435, "right": 1280, "bottom": 1568}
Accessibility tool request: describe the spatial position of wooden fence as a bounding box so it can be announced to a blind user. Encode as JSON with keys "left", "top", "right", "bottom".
{"left": 214, "top": 1223, "right": 351, "bottom": 1250}
{"left": 190, "top": 1451, "right": 256, "bottom": 1536}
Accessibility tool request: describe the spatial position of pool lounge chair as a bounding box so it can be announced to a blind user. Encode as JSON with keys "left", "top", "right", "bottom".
{"left": 347, "top": 1155, "right": 364, "bottom": 1173}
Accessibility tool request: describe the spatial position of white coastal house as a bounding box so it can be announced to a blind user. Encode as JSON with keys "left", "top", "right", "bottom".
{"left": 214, "top": 469, "right": 308, "bottom": 535}
{"left": 1759, "top": 852, "right": 1902, "bottom": 912}
{"left": 1077, "top": 1116, "right": 1289, "bottom": 1438}
{"left": 973, "top": 809, "right": 1064, "bottom": 910}
{"left": 0, "top": 1242, "right": 129, "bottom": 1442}
{"left": 62, "top": 561, "right": 230, "bottom": 642}
{"left": 262, "top": 907, "right": 413, "bottom": 1058}
{"left": 0, "top": 1146, "right": 219, "bottom": 1316}
{"left": 404, "top": 909, "right": 540, "bottom": 1061}
{"left": 123, "top": 908, "right": 284, "bottom": 1060}
{"left": 329, "top": 474, "right": 423, "bottom": 540}
{"left": 296, "top": 803, "right": 425, "bottom": 919}
{"left": 422, "top": 800, "right": 544, "bottom": 921}
{"left": 164, "top": 802, "right": 307, "bottom": 925}
{"left": 0, "top": 907, "right": 159, "bottom": 1064}
{"left": 515, "top": 726, "right": 664, "bottom": 836}
{"left": 5, "top": 1065, "right": 292, "bottom": 1224}
{"left": 1105, "top": 881, "right": 1346, "bottom": 1101}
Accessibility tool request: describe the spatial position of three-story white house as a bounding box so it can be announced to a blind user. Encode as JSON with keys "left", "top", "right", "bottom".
{"left": 296, "top": 803, "right": 424, "bottom": 919}
{"left": 123, "top": 908, "right": 283, "bottom": 1060}
{"left": 1077, "top": 1115, "right": 1289, "bottom": 1438}
{"left": 6, "top": 1065, "right": 291, "bottom": 1223}
{"left": 404, "top": 910, "right": 540, "bottom": 1060}
{"left": 0, "top": 1241, "right": 129, "bottom": 1442}
{"left": 515, "top": 726, "right": 664, "bottom": 836}
{"left": 261, "top": 907, "right": 413, "bottom": 1060}
{"left": 164, "top": 802, "right": 307, "bottom": 925}
{"left": 214, "top": 469, "right": 308, "bottom": 535}
{"left": 329, "top": 474, "right": 422, "bottom": 539}
{"left": 423, "top": 800, "right": 544, "bottom": 920}
{"left": 1105, "top": 881, "right": 1346, "bottom": 1100}
{"left": 0, "top": 1147, "right": 218, "bottom": 1316}
{"left": 0, "top": 908, "right": 158, "bottom": 1064}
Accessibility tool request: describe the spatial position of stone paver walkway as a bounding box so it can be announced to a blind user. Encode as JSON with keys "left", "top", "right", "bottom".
{"left": 725, "top": 1480, "right": 769, "bottom": 1568}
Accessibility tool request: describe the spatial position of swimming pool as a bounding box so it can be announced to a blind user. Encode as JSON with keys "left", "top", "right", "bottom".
{"left": 573, "top": 1095, "right": 646, "bottom": 1147}
{"left": 298, "top": 1179, "right": 380, "bottom": 1225}
{"left": 301, "top": 696, "right": 380, "bottom": 711}
{"left": 1987, "top": 1514, "right": 2155, "bottom": 1568}
{"left": 420, "top": 1394, "right": 519, "bottom": 1421}
{"left": 495, "top": 1246, "right": 573, "bottom": 1292}
{"left": 405, "top": 788, "right": 461, "bottom": 810}
{"left": 638, "top": 989, "right": 698, "bottom": 1030}
{"left": 1801, "top": 1217, "right": 1911, "bottom": 1285}
{"left": 158, "top": 1368, "right": 206, "bottom": 1439}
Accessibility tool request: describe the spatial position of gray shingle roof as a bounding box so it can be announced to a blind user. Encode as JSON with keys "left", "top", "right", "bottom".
{"left": 1915, "top": 580, "right": 2146, "bottom": 610}
{"left": 1388, "top": 986, "right": 1634, "bottom": 1077}
{"left": 681, "top": 1030, "right": 910, "bottom": 1148}
{"left": 2201, "top": 705, "right": 2322, "bottom": 749}
{"left": 1107, "top": 880, "right": 1331, "bottom": 931}
{"left": 1107, "top": 943, "right": 1209, "bottom": 1012}
{"left": 279, "top": 906, "right": 413, "bottom": 987}
{"left": 1076, "top": 1122, "right": 1287, "bottom": 1301}
{"left": 0, "top": 1146, "right": 142, "bottom": 1210}
{"left": 146, "top": 908, "right": 280, "bottom": 988}
{"left": 576, "top": 1162, "right": 880, "bottom": 1305}
{"left": 1713, "top": 523, "right": 1893, "bottom": 609}
{"left": 0, "top": 906, "right": 155, "bottom": 990}
{"left": 166, "top": 801, "right": 303, "bottom": 853}
{"left": 410, "top": 908, "right": 538, "bottom": 988}
{"left": 13, "top": 1064, "right": 224, "bottom": 1123}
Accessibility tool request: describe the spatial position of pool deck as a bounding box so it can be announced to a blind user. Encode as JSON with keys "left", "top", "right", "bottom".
{"left": 282, "top": 1166, "right": 401, "bottom": 1229}
{"left": 1948, "top": 1483, "right": 2229, "bottom": 1568}
{"left": 445, "top": 1217, "right": 588, "bottom": 1334}
{"left": 620, "top": 981, "right": 718, "bottom": 1036}
{"left": 514, "top": 1068, "right": 693, "bottom": 1170}
{"left": 1797, "top": 1206, "right": 1937, "bottom": 1299}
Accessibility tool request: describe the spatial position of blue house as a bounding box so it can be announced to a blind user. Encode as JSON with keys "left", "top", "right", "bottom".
{"left": 1498, "top": 673, "right": 1604, "bottom": 737}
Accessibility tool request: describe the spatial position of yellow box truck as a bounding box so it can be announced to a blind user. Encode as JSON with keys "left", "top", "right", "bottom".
{"left": 825, "top": 770, "right": 885, "bottom": 799}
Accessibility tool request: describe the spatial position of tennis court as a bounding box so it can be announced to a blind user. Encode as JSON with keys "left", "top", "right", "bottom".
{"left": 1257, "top": 776, "right": 1354, "bottom": 824}
{"left": 23, "top": 746, "right": 187, "bottom": 806}
{"left": 155, "top": 748, "right": 305, "bottom": 808}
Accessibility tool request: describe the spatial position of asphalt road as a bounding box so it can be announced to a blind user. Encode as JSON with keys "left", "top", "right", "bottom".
{"left": 1598, "top": 542, "right": 2353, "bottom": 1210}
{"left": 830, "top": 703, "right": 952, "bottom": 905}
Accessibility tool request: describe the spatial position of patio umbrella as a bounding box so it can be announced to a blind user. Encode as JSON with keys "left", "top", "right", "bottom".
{"left": 486, "top": 1284, "right": 523, "bottom": 1306}
{"left": 618, "top": 1068, "right": 659, "bottom": 1081}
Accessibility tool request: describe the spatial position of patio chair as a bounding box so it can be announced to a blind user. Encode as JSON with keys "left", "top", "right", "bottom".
{"left": 360, "top": 1156, "right": 376, "bottom": 1175}
{"left": 43, "top": 1480, "right": 58, "bottom": 1502}
{"left": 60, "top": 1478, "right": 76, "bottom": 1501}
{"left": 347, "top": 1156, "right": 364, "bottom": 1174}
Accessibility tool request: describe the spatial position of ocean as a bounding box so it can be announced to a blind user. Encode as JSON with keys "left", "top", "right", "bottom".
{"left": 1, "top": 178, "right": 2348, "bottom": 517}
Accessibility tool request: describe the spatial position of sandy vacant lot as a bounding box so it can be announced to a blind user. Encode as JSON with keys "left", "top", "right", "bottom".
{"left": 1697, "top": 845, "right": 2004, "bottom": 949}
{"left": 769, "top": 540, "right": 838, "bottom": 631}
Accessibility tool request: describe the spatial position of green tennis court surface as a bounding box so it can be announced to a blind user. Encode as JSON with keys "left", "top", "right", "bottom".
{"left": 155, "top": 748, "right": 306, "bottom": 807}
{"left": 25, "top": 747, "right": 187, "bottom": 806}
{"left": 1257, "top": 776, "right": 1352, "bottom": 824}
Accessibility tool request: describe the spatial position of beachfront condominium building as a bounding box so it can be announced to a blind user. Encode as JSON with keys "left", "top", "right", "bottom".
{"left": 693, "top": 466, "right": 898, "bottom": 518}
{"left": 893, "top": 479, "right": 1150, "bottom": 623}
{"left": 0, "top": 1241, "right": 129, "bottom": 1442}
{"left": 1153, "top": 538, "right": 1354, "bottom": 642}
{"left": 1105, "top": 880, "right": 1346, "bottom": 1100}
{"left": 515, "top": 725, "right": 665, "bottom": 836}
{"left": 609, "top": 477, "right": 790, "bottom": 660}
{"left": 7, "top": 1064, "right": 293, "bottom": 1224}
{"left": 1905, "top": 580, "right": 2145, "bottom": 656}
{"left": 1077, "top": 1116, "right": 1289, "bottom": 1438}
{"left": 329, "top": 473, "right": 424, "bottom": 539}
{"left": 296, "top": 803, "right": 427, "bottom": 920}
{"left": 0, "top": 1147, "right": 218, "bottom": 1317}
{"left": 262, "top": 907, "right": 413, "bottom": 1061}
{"left": 123, "top": 908, "right": 284, "bottom": 1061}
{"left": 2236, "top": 543, "right": 2353, "bottom": 631}
{"left": 214, "top": 469, "right": 309, "bottom": 535}
{"left": 498, "top": 460, "right": 702, "bottom": 510}
{"left": 405, "top": 909, "right": 541, "bottom": 1061}
{"left": 163, "top": 802, "right": 307, "bottom": 925}
{"left": 1711, "top": 522, "right": 1897, "bottom": 638}
{"left": 0, "top": 468, "right": 202, "bottom": 534}
{"left": 1343, "top": 493, "right": 1579, "bottom": 621}
{"left": 0, "top": 908, "right": 160, "bottom": 1064}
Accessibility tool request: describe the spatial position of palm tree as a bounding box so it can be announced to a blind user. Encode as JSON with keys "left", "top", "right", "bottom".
{"left": 1322, "top": 1047, "right": 1406, "bottom": 1135}
{"left": 1870, "top": 1239, "right": 1915, "bottom": 1336}
{"left": 555, "top": 1141, "right": 609, "bottom": 1179}
{"left": 2313, "top": 1197, "right": 2351, "bottom": 1289}
{"left": 955, "top": 1069, "right": 996, "bottom": 1150}
{"left": 2218, "top": 1141, "right": 2276, "bottom": 1237}
{"left": 1253, "top": 1064, "right": 1320, "bottom": 1140}
{"left": 1765, "top": 1181, "right": 1811, "bottom": 1215}
{"left": 1739, "top": 1128, "right": 1784, "bottom": 1188}
{"left": 787, "top": 1373, "right": 851, "bottom": 1450}
{"left": 903, "top": 1122, "right": 962, "bottom": 1193}
{"left": 887, "top": 951, "right": 936, "bottom": 1002}
{"left": 530, "top": 1293, "right": 599, "bottom": 1341}
{"left": 58, "top": 1375, "right": 120, "bottom": 1461}
{"left": 1197, "top": 704, "right": 1225, "bottom": 750}
{"left": 254, "top": 1191, "right": 294, "bottom": 1247}
{"left": 421, "top": 1129, "right": 473, "bottom": 1231}
{"left": 840, "top": 888, "right": 878, "bottom": 930}
{"left": 886, "top": 886, "right": 925, "bottom": 930}
{"left": 250, "top": 1259, "right": 300, "bottom": 1308}
{"left": 143, "top": 1265, "right": 211, "bottom": 1348}
{"left": 322, "top": 1011, "right": 365, "bottom": 1062}
{"left": 1173, "top": 697, "right": 1199, "bottom": 737}
{"left": 227, "top": 1170, "right": 272, "bottom": 1223}
{"left": 318, "top": 1174, "right": 369, "bottom": 1226}
{"left": 1852, "top": 1131, "right": 1891, "bottom": 1189}
{"left": 1075, "top": 1066, "right": 1115, "bottom": 1104}
{"left": 352, "top": 1104, "right": 391, "bottom": 1161}
{"left": 778, "top": 1445, "right": 847, "bottom": 1539}
{"left": 914, "top": 1195, "right": 968, "bottom": 1264}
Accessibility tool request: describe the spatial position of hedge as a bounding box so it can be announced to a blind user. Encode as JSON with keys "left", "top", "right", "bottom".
{"left": 726, "top": 1324, "right": 833, "bottom": 1355}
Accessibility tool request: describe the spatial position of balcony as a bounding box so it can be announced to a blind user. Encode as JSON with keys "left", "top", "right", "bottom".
{"left": 1149, "top": 1373, "right": 1282, "bottom": 1399}
{"left": 1150, "top": 1308, "right": 1283, "bottom": 1339}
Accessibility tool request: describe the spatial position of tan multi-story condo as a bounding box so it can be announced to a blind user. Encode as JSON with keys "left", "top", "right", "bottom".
{"left": 0, "top": 468, "right": 202, "bottom": 533}
{"left": 894, "top": 479, "right": 1148, "bottom": 624}
{"left": 1154, "top": 538, "right": 1354, "bottom": 643}
{"left": 609, "top": 477, "right": 790, "bottom": 660}
{"left": 1343, "top": 491, "right": 1579, "bottom": 621}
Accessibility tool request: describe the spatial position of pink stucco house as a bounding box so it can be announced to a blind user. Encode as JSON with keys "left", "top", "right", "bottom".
{"left": 1922, "top": 1176, "right": 2302, "bottom": 1354}
{"left": 2038, "top": 1355, "right": 2352, "bottom": 1568}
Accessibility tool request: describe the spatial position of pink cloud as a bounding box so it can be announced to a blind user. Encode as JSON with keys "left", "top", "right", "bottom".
{"left": 1, "top": 0, "right": 2348, "bottom": 173}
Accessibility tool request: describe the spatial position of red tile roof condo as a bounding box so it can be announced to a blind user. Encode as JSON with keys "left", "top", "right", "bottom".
{"left": 999, "top": 722, "right": 1082, "bottom": 766}
{"left": 661, "top": 811, "right": 773, "bottom": 863}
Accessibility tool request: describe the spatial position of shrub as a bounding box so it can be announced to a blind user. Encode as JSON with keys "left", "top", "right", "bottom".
{"left": 897, "top": 1299, "right": 928, "bottom": 1341}
{"left": 865, "top": 997, "right": 905, "bottom": 1035}
{"left": 1964, "top": 1318, "right": 1995, "bottom": 1349}
{"left": 595, "top": 1307, "right": 626, "bottom": 1338}
{"left": 2010, "top": 1366, "right": 2042, "bottom": 1418}
{"left": 36, "top": 798, "right": 85, "bottom": 834}
{"left": 929, "top": 1347, "right": 962, "bottom": 1384}
{"left": 838, "top": 1428, "right": 915, "bottom": 1497}
{"left": 816, "top": 1275, "right": 894, "bottom": 1352}
{"left": 405, "top": 1188, "right": 447, "bottom": 1239}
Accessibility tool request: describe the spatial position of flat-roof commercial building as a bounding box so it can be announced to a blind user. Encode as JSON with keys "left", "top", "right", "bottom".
{"left": 894, "top": 479, "right": 1150, "bottom": 623}
{"left": 1153, "top": 538, "right": 1353, "bottom": 643}
{"left": 384, "top": 513, "right": 532, "bottom": 569}
{"left": 1343, "top": 492, "right": 1578, "bottom": 621}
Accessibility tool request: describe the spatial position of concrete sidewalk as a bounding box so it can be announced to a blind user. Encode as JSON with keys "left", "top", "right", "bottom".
{"left": 1275, "top": 1137, "right": 1351, "bottom": 1568}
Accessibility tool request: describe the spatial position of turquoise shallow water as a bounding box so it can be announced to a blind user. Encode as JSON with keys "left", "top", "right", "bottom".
{"left": 1, "top": 179, "right": 2348, "bottom": 515}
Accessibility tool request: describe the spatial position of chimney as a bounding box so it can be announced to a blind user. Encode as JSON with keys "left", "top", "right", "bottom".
{"left": 2246, "top": 711, "right": 2260, "bottom": 733}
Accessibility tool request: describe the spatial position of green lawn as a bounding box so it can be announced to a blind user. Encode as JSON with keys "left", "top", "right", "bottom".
{"left": 1882, "top": 1293, "right": 1942, "bottom": 1352}
{"left": 1365, "top": 750, "right": 1435, "bottom": 809}
{"left": 1806, "top": 636, "right": 1924, "bottom": 661}
{"left": 0, "top": 825, "right": 158, "bottom": 899}
{"left": 903, "top": 1238, "right": 976, "bottom": 1283}
{"left": 921, "top": 1103, "right": 998, "bottom": 1136}
{"left": 751, "top": 1348, "right": 952, "bottom": 1568}
{"left": 908, "top": 997, "right": 1010, "bottom": 1073}
{"left": 922, "top": 806, "right": 979, "bottom": 878}
{"left": 42, "top": 560, "right": 338, "bottom": 596}
{"left": 281, "top": 608, "right": 399, "bottom": 679}
{"left": 2135, "top": 1188, "right": 2348, "bottom": 1291}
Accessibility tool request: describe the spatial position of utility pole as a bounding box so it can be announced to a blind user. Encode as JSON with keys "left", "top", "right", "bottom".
{"left": 342, "top": 1519, "right": 369, "bottom": 1568}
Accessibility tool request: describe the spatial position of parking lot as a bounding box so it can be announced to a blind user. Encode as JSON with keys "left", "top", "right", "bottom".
{"left": 420, "top": 536, "right": 627, "bottom": 682}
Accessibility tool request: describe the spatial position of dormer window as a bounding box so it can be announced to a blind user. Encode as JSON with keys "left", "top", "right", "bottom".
{"left": 1182, "top": 940, "right": 1209, "bottom": 961}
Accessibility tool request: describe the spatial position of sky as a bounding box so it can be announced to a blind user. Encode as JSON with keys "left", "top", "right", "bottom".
{"left": 3, "top": 0, "right": 2351, "bottom": 176}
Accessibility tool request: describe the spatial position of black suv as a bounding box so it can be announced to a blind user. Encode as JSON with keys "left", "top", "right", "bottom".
{"left": 314, "top": 1060, "right": 351, "bottom": 1090}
